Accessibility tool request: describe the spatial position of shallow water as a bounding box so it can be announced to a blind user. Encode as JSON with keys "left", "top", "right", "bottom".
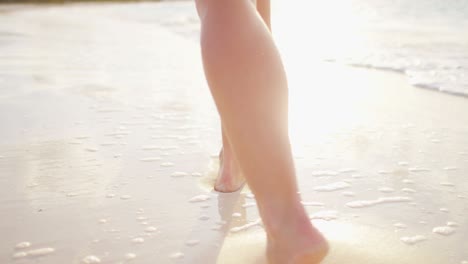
{"left": 277, "top": 0, "right": 468, "bottom": 97}
{"left": 105, "top": 0, "right": 468, "bottom": 96}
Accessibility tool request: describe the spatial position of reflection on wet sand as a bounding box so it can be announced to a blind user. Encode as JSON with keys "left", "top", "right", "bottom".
{"left": 20, "top": 140, "right": 113, "bottom": 206}
{"left": 181, "top": 190, "right": 247, "bottom": 264}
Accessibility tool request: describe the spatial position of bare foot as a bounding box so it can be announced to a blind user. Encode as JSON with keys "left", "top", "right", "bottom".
{"left": 214, "top": 148, "right": 246, "bottom": 193}
{"left": 266, "top": 209, "right": 329, "bottom": 264}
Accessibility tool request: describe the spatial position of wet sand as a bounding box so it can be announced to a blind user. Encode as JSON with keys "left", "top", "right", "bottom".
{"left": 0, "top": 2, "right": 467, "bottom": 264}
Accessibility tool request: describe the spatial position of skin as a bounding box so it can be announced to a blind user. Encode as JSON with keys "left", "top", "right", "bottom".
{"left": 194, "top": 0, "right": 329, "bottom": 263}
{"left": 256, "top": 0, "right": 271, "bottom": 30}
{"left": 215, "top": 0, "right": 269, "bottom": 193}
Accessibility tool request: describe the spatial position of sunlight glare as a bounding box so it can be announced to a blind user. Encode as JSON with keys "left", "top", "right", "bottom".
{"left": 271, "top": 1, "right": 375, "bottom": 149}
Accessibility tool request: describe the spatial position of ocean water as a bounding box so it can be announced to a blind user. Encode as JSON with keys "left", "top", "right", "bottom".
{"left": 112, "top": 0, "right": 468, "bottom": 97}
{"left": 301, "top": 0, "right": 468, "bottom": 97}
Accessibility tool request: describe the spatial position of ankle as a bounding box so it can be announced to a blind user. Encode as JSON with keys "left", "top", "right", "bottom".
{"left": 261, "top": 200, "right": 311, "bottom": 239}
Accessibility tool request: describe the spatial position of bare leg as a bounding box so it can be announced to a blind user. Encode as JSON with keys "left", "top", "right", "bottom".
{"left": 256, "top": 0, "right": 271, "bottom": 30}
{"left": 195, "top": 0, "right": 329, "bottom": 263}
{"left": 214, "top": 126, "right": 245, "bottom": 192}
{"left": 215, "top": 0, "right": 269, "bottom": 193}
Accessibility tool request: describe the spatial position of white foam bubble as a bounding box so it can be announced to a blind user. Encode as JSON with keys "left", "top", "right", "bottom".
{"left": 401, "top": 188, "right": 416, "bottom": 193}
{"left": 98, "top": 219, "right": 107, "bottom": 224}
{"left": 242, "top": 202, "right": 257, "bottom": 208}
{"left": 145, "top": 226, "right": 157, "bottom": 233}
{"left": 12, "top": 251, "right": 27, "bottom": 259}
{"left": 125, "top": 253, "right": 136, "bottom": 260}
{"left": 105, "top": 131, "right": 130, "bottom": 137}
{"left": 26, "top": 248, "right": 55, "bottom": 257}
{"left": 378, "top": 187, "right": 395, "bottom": 193}
{"left": 185, "top": 240, "right": 200, "bottom": 246}
{"left": 232, "top": 213, "right": 242, "bottom": 218}
{"left": 393, "top": 223, "right": 407, "bottom": 229}
{"left": 131, "top": 237, "right": 144, "bottom": 244}
{"left": 311, "top": 171, "right": 338, "bottom": 177}
{"left": 400, "top": 235, "right": 427, "bottom": 245}
{"left": 169, "top": 252, "right": 184, "bottom": 259}
{"left": 402, "top": 179, "right": 415, "bottom": 184}
{"left": 443, "top": 166, "right": 458, "bottom": 171}
{"left": 140, "top": 157, "right": 161, "bottom": 162}
{"left": 447, "top": 221, "right": 459, "bottom": 227}
{"left": 191, "top": 172, "right": 202, "bottom": 177}
{"left": 15, "top": 242, "right": 31, "bottom": 249}
{"left": 408, "top": 167, "right": 430, "bottom": 172}
{"left": 101, "top": 141, "right": 120, "bottom": 147}
{"left": 440, "top": 182, "right": 455, "bottom": 187}
{"left": 230, "top": 219, "right": 262, "bottom": 233}
{"left": 160, "top": 162, "right": 174, "bottom": 167}
{"left": 310, "top": 210, "right": 339, "bottom": 221}
{"left": 82, "top": 255, "right": 101, "bottom": 263}
{"left": 346, "top": 196, "right": 412, "bottom": 208}
{"left": 339, "top": 168, "right": 357, "bottom": 173}
{"left": 245, "top": 193, "right": 255, "bottom": 199}
{"left": 160, "top": 146, "right": 179, "bottom": 150}
{"left": 120, "top": 195, "right": 131, "bottom": 200}
{"left": 189, "top": 195, "right": 210, "bottom": 203}
{"left": 439, "top": 208, "right": 449, "bottom": 213}
{"left": 301, "top": 201, "right": 325, "bottom": 207}
{"left": 432, "top": 226, "right": 456, "bottom": 236}
{"left": 398, "top": 161, "right": 409, "bottom": 166}
{"left": 141, "top": 146, "right": 160, "bottom": 150}
{"left": 314, "top": 182, "right": 350, "bottom": 192}
{"left": 136, "top": 216, "right": 148, "bottom": 221}
{"left": 171, "top": 172, "right": 188, "bottom": 177}
{"left": 85, "top": 147, "right": 99, "bottom": 152}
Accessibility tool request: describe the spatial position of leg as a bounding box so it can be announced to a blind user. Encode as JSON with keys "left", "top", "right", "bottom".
{"left": 256, "top": 0, "right": 271, "bottom": 30}
{"left": 195, "top": 0, "right": 328, "bottom": 263}
{"left": 214, "top": 125, "right": 245, "bottom": 192}
{"left": 215, "top": 0, "right": 270, "bottom": 193}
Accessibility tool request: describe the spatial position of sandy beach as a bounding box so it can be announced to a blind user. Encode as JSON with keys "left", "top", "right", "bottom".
{"left": 0, "top": 2, "right": 467, "bottom": 264}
